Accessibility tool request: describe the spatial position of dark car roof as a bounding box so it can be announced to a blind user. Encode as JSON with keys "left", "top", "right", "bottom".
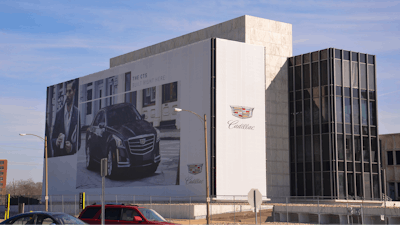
{"left": 100, "top": 102, "right": 135, "bottom": 112}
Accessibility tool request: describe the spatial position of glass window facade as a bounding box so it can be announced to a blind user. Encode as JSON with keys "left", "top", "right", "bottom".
{"left": 289, "top": 48, "right": 380, "bottom": 200}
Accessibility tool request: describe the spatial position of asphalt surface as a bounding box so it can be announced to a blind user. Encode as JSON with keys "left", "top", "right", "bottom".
{"left": 75, "top": 139, "right": 180, "bottom": 189}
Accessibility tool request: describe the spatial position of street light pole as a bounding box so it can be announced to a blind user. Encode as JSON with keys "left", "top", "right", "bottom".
{"left": 175, "top": 108, "right": 210, "bottom": 224}
{"left": 19, "top": 133, "right": 48, "bottom": 212}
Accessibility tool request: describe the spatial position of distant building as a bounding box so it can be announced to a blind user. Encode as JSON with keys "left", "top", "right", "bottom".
{"left": 380, "top": 133, "right": 400, "bottom": 200}
{"left": 0, "top": 159, "right": 7, "bottom": 196}
{"left": 289, "top": 49, "right": 381, "bottom": 200}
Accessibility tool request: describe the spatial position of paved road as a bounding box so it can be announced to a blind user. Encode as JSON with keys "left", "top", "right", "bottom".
{"left": 76, "top": 139, "right": 180, "bottom": 189}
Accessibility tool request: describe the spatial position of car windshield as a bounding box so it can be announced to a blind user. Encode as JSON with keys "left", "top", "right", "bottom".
{"left": 52, "top": 213, "right": 86, "bottom": 224}
{"left": 138, "top": 208, "right": 167, "bottom": 222}
{"left": 107, "top": 105, "right": 141, "bottom": 126}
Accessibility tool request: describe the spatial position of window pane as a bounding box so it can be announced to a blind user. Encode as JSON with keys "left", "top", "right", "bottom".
{"left": 323, "top": 172, "right": 331, "bottom": 196}
{"left": 396, "top": 151, "right": 400, "bottom": 165}
{"left": 346, "top": 135, "right": 353, "bottom": 161}
{"left": 343, "top": 60, "right": 350, "bottom": 87}
{"left": 297, "top": 136, "right": 303, "bottom": 162}
{"left": 339, "top": 172, "right": 345, "bottom": 198}
{"left": 368, "top": 65, "right": 375, "bottom": 90}
{"left": 345, "top": 98, "right": 351, "bottom": 123}
{"left": 360, "top": 63, "right": 367, "bottom": 89}
{"left": 295, "top": 66, "right": 301, "bottom": 90}
{"left": 371, "top": 138, "right": 377, "bottom": 162}
{"left": 353, "top": 88, "right": 359, "bottom": 98}
{"left": 361, "top": 100, "right": 368, "bottom": 125}
{"left": 322, "top": 97, "right": 329, "bottom": 123}
{"left": 320, "top": 60, "right": 328, "bottom": 85}
{"left": 373, "top": 174, "right": 379, "bottom": 199}
{"left": 314, "top": 135, "right": 321, "bottom": 163}
{"left": 303, "top": 53, "right": 310, "bottom": 64}
{"left": 296, "top": 101, "right": 302, "bottom": 128}
{"left": 338, "top": 134, "right": 344, "bottom": 160}
{"left": 352, "top": 52, "right": 358, "bottom": 61}
{"left": 363, "top": 137, "right": 370, "bottom": 162}
{"left": 356, "top": 174, "right": 363, "bottom": 197}
{"left": 312, "top": 62, "right": 319, "bottom": 87}
{"left": 335, "top": 59, "right": 342, "bottom": 86}
{"left": 355, "top": 136, "right": 361, "bottom": 161}
{"left": 348, "top": 173, "right": 355, "bottom": 198}
{"left": 313, "top": 98, "right": 320, "bottom": 124}
{"left": 322, "top": 134, "right": 329, "bottom": 161}
{"left": 353, "top": 99, "right": 360, "bottom": 125}
{"left": 298, "top": 173, "right": 304, "bottom": 196}
{"left": 303, "top": 64, "right": 310, "bottom": 89}
{"left": 314, "top": 173, "right": 321, "bottom": 196}
{"left": 305, "top": 136, "right": 312, "bottom": 162}
{"left": 360, "top": 54, "right": 366, "bottom": 63}
{"left": 364, "top": 173, "right": 371, "bottom": 200}
{"left": 306, "top": 173, "right": 313, "bottom": 196}
{"left": 289, "top": 69, "right": 293, "bottom": 92}
{"left": 336, "top": 97, "right": 343, "bottom": 123}
{"left": 388, "top": 151, "right": 393, "bottom": 165}
{"left": 304, "top": 89, "right": 311, "bottom": 99}
{"left": 370, "top": 101, "right": 376, "bottom": 126}
{"left": 336, "top": 86, "right": 342, "bottom": 96}
{"left": 335, "top": 49, "right": 341, "bottom": 59}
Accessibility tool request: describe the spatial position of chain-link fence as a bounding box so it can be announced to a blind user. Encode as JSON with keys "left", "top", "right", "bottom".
{"left": 1, "top": 195, "right": 400, "bottom": 224}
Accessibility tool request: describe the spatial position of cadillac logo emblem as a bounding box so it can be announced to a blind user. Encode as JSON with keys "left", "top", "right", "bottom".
{"left": 139, "top": 139, "right": 146, "bottom": 145}
{"left": 230, "top": 106, "right": 254, "bottom": 119}
{"left": 187, "top": 164, "right": 203, "bottom": 175}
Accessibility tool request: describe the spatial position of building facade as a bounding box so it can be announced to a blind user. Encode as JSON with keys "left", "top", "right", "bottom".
{"left": 380, "top": 133, "right": 400, "bottom": 200}
{"left": 0, "top": 159, "right": 7, "bottom": 196}
{"left": 289, "top": 48, "right": 381, "bottom": 200}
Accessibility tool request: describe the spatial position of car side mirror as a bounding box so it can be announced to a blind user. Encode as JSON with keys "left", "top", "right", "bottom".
{"left": 141, "top": 114, "right": 146, "bottom": 120}
{"left": 133, "top": 216, "right": 143, "bottom": 222}
{"left": 99, "top": 122, "right": 105, "bottom": 128}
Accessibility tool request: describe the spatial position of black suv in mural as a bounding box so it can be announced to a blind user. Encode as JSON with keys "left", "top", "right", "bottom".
{"left": 85, "top": 103, "right": 161, "bottom": 179}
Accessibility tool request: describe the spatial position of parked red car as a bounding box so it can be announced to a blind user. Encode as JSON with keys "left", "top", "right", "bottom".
{"left": 78, "top": 204, "right": 177, "bottom": 224}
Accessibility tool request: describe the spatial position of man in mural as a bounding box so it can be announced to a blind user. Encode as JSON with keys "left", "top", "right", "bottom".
{"left": 51, "top": 80, "right": 81, "bottom": 157}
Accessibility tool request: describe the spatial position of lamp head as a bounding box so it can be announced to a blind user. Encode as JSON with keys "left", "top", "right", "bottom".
{"left": 174, "top": 108, "right": 182, "bottom": 112}
{"left": 19, "top": 133, "right": 26, "bottom": 136}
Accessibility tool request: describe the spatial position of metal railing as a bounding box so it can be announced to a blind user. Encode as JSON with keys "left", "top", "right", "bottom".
{"left": 1, "top": 195, "right": 399, "bottom": 224}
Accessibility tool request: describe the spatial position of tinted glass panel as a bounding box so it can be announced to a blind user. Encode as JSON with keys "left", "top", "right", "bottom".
{"left": 304, "top": 89, "right": 311, "bottom": 99}
{"left": 360, "top": 63, "right": 367, "bottom": 89}
{"left": 348, "top": 173, "right": 355, "bottom": 198}
{"left": 364, "top": 173, "right": 372, "bottom": 199}
{"left": 323, "top": 172, "right": 331, "bottom": 196}
{"left": 337, "top": 123, "right": 343, "bottom": 133}
{"left": 370, "top": 101, "right": 376, "bottom": 126}
{"left": 354, "top": 125, "right": 360, "bottom": 135}
{"left": 335, "top": 59, "right": 342, "bottom": 85}
{"left": 296, "top": 90, "right": 302, "bottom": 100}
{"left": 105, "top": 208, "right": 122, "bottom": 220}
{"left": 339, "top": 172, "right": 345, "bottom": 198}
{"left": 296, "top": 101, "right": 302, "bottom": 127}
{"left": 80, "top": 208, "right": 101, "bottom": 219}
{"left": 336, "top": 97, "right": 343, "bottom": 123}
{"left": 303, "top": 53, "right": 310, "bottom": 64}
{"left": 338, "top": 134, "right": 344, "bottom": 160}
{"left": 397, "top": 151, "right": 400, "bottom": 165}
{"left": 369, "top": 91, "right": 375, "bottom": 100}
{"left": 314, "top": 135, "right": 321, "bottom": 163}
{"left": 356, "top": 173, "right": 363, "bottom": 197}
{"left": 312, "top": 51, "right": 319, "bottom": 61}
{"left": 289, "top": 69, "right": 293, "bottom": 92}
{"left": 305, "top": 136, "right": 312, "bottom": 162}
{"left": 322, "top": 97, "right": 329, "bottom": 123}
{"left": 297, "top": 136, "right": 303, "bottom": 162}
{"left": 351, "top": 62, "right": 359, "bottom": 88}
{"left": 303, "top": 64, "right": 310, "bottom": 89}
{"left": 373, "top": 174, "right": 379, "bottom": 199}
{"left": 343, "top": 60, "right": 350, "bottom": 87}
{"left": 368, "top": 64, "right": 375, "bottom": 90}
{"left": 388, "top": 151, "right": 393, "bottom": 165}
{"left": 335, "top": 49, "right": 342, "bottom": 59}
{"left": 353, "top": 88, "right": 359, "bottom": 98}
{"left": 353, "top": 100, "right": 360, "bottom": 125}
{"left": 322, "top": 134, "right": 329, "bottom": 161}
{"left": 320, "top": 60, "right": 328, "bottom": 85}
{"left": 289, "top": 57, "right": 294, "bottom": 67}
{"left": 363, "top": 137, "right": 370, "bottom": 162}
{"left": 295, "top": 55, "right": 302, "bottom": 65}
{"left": 346, "top": 135, "right": 353, "bottom": 161}
{"left": 344, "top": 87, "right": 351, "bottom": 97}
{"left": 295, "top": 66, "right": 301, "bottom": 90}
{"left": 320, "top": 49, "right": 328, "bottom": 60}
{"left": 361, "top": 90, "right": 367, "bottom": 99}
{"left": 345, "top": 98, "right": 351, "bottom": 123}
{"left": 361, "top": 100, "right": 368, "bottom": 125}
{"left": 355, "top": 136, "right": 361, "bottom": 161}
{"left": 336, "top": 86, "right": 342, "bottom": 96}
{"left": 313, "top": 98, "right": 320, "bottom": 124}
{"left": 314, "top": 172, "right": 321, "bottom": 196}
{"left": 344, "top": 51, "right": 350, "bottom": 60}
{"left": 352, "top": 52, "right": 358, "bottom": 61}
{"left": 312, "top": 62, "right": 319, "bottom": 87}
{"left": 297, "top": 173, "right": 304, "bottom": 196}
{"left": 368, "top": 55, "right": 374, "bottom": 64}
{"left": 306, "top": 173, "right": 313, "bottom": 196}
{"left": 360, "top": 54, "right": 366, "bottom": 63}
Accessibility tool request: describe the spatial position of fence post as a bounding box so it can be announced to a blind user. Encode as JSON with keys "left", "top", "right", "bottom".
{"left": 234, "top": 196, "right": 236, "bottom": 223}
{"left": 286, "top": 197, "right": 288, "bottom": 223}
{"left": 361, "top": 203, "right": 364, "bottom": 225}
{"left": 318, "top": 197, "right": 320, "bottom": 224}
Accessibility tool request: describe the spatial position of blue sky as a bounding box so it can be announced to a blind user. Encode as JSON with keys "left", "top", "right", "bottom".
{"left": 0, "top": 0, "right": 399, "bottom": 183}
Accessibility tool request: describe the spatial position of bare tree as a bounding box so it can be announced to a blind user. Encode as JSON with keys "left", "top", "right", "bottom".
{"left": 6, "top": 179, "right": 42, "bottom": 196}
